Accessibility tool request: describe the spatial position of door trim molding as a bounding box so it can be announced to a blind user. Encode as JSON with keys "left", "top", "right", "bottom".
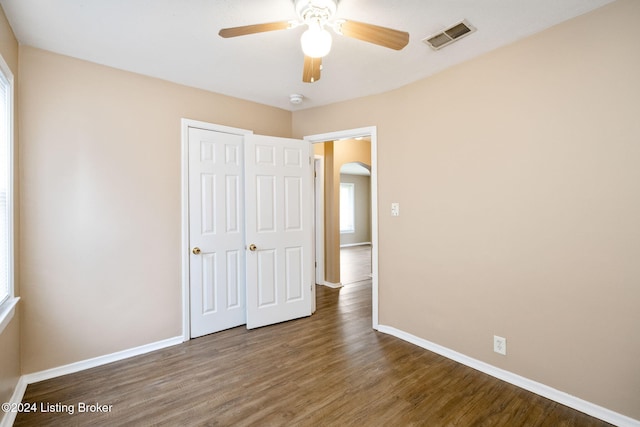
{"left": 303, "top": 126, "right": 379, "bottom": 330}
{"left": 180, "top": 119, "right": 253, "bottom": 341}
{"left": 314, "top": 155, "right": 325, "bottom": 288}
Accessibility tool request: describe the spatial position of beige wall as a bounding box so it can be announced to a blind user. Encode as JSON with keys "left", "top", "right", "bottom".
{"left": 18, "top": 46, "right": 292, "bottom": 373}
{"left": 293, "top": 0, "right": 640, "bottom": 419}
{"left": 0, "top": 4, "right": 20, "bottom": 407}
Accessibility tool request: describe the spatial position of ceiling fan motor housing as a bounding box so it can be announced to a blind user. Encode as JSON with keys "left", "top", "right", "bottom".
{"left": 295, "top": 0, "right": 338, "bottom": 23}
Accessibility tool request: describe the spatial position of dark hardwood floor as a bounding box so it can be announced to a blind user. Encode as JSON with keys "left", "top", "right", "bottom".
{"left": 15, "top": 280, "right": 611, "bottom": 426}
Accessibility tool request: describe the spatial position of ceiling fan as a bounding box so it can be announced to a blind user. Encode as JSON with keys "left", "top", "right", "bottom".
{"left": 218, "top": 0, "right": 410, "bottom": 83}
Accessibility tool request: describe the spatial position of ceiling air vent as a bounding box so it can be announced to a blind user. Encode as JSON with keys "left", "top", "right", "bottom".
{"left": 423, "top": 20, "right": 475, "bottom": 50}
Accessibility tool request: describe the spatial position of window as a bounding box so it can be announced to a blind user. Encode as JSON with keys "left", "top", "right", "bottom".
{"left": 340, "top": 182, "right": 355, "bottom": 233}
{"left": 0, "top": 53, "right": 16, "bottom": 332}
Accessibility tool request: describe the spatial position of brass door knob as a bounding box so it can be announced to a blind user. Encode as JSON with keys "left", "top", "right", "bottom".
{"left": 248, "top": 244, "right": 257, "bottom": 251}
{"left": 192, "top": 247, "right": 201, "bottom": 255}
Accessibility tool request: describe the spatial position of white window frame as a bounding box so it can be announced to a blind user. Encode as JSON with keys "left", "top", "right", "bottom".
{"left": 340, "top": 182, "right": 355, "bottom": 234}
{"left": 0, "top": 52, "right": 18, "bottom": 335}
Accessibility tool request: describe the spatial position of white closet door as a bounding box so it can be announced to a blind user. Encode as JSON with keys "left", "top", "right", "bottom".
{"left": 244, "top": 134, "right": 313, "bottom": 329}
{"left": 189, "top": 127, "right": 245, "bottom": 337}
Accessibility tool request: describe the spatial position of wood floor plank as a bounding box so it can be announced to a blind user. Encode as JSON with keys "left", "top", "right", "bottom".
{"left": 14, "top": 282, "right": 612, "bottom": 426}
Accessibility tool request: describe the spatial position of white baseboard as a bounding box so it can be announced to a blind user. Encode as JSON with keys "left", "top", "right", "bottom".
{"left": 322, "top": 281, "right": 343, "bottom": 288}
{"left": 22, "top": 336, "right": 183, "bottom": 385}
{"left": 378, "top": 325, "right": 639, "bottom": 427}
{"left": 0, "top": 376, "right": 27, "bottom": 427}
{"left": 1, "top": 335, "right": 182, "bottom": 427}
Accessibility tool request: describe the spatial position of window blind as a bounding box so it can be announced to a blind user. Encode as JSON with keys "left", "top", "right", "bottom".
{"left": 0, "top": 70, "right": 9, "bottom": 305}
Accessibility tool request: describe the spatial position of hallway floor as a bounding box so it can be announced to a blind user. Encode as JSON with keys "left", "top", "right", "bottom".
{"left": 340, "top": 244, "right": 372, "bottom": 285}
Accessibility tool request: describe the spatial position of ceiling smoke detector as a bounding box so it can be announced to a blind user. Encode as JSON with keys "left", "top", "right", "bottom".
{"left": 423, "top": 20, "right": 476, "bottom": 50}
{"left": 290, "top": 94, "right": 304, "bottom": 104}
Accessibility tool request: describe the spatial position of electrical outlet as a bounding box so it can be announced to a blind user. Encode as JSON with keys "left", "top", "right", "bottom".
{"left": 494, "top": 335, "right": 507, "bottom": 355}
{"left": 391, "top": 202, "right": 400, "bottom": 216}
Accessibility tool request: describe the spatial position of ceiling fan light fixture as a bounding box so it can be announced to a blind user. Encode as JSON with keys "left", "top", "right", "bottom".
{"left": 219, "top": 0, "right": 408, "bottom": 83}
{"left": 300, "top": 21, "right": 332, "bottom": 58}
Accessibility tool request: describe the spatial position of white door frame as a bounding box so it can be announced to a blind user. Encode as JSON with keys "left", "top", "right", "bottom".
{"left": 304, "top": 126, "right": 379, "bottom": 330}
{"left": 314, "top": 155, "right": 325, "bottom": 288}
{"left": 180, "top": 118, "right": 253, "bottom": 341}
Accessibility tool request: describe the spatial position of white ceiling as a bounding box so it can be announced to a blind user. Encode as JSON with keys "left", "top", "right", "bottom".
{"left": 0, "top": 0, "right": 614, "bottom": 111}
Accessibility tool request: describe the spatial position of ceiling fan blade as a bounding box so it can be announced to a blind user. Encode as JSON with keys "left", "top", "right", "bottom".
{"left": 337, "top": 20, "right": 409, "bottom": 50}
{"left": 302, "top": 56, "right": 322, "bottom": 83}
{"left": 219, "top": 21, "right": 291, "bottom": 38}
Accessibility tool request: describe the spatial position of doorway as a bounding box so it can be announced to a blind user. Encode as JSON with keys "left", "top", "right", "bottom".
{"left": 305, "top": 126, "right": 379, "bottom": 329}
{"left": 339, "top": 162, "right": 372, "bottom": 285}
